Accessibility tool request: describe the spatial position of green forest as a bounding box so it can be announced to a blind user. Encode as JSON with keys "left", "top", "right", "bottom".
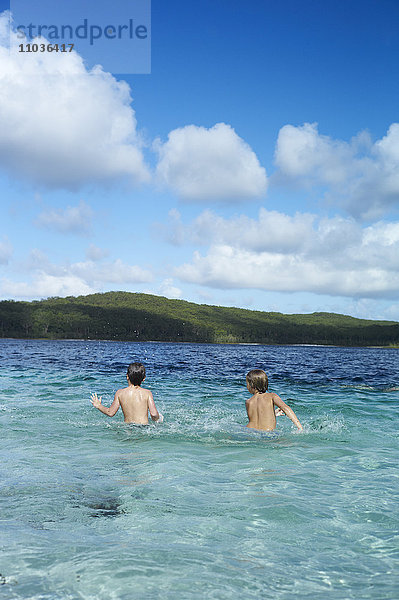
{"left": 0, "top": 291, "right": 398, "bottom": 346}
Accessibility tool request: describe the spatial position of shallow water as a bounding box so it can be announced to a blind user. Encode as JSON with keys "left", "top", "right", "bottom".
{"left": 1, "top": 339, "right": 398, "bottom": 599}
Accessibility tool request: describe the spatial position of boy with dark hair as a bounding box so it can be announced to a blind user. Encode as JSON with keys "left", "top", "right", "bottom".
{"left": 245, "top": 369, "right": 302, "bottom": 431}
{"left": 90, "top": 362, "right": 163, "bottom": 424}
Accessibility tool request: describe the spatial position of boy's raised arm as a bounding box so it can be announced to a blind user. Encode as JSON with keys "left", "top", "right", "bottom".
{"left": 273, "top": 394, "right": 303, "bottom": 430}
{"left": 147, "top": 391, "right": 163, "bottom": 422}
{"left": 90, "top": 391, "right": 120, "bottom": 417}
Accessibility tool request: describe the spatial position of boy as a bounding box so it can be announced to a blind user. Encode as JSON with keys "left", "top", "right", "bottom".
{"left": 245, "top": 369, "right": 302, "bottom": 431}
{"left": 90, "top": 362, "right": 164, "bottom": 425}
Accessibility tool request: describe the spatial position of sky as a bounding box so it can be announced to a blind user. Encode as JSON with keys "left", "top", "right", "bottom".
{"left": 1, "top": 0, "right": 399, "bottom": 321}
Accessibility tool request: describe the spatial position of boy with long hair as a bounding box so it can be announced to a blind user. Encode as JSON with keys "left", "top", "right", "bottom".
{"left": 245, "top": 369, "right": 302, "bottom": 431}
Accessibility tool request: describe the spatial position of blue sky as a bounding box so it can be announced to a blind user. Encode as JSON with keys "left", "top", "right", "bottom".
{"left": 1, "top": 0, "right": 399, "bottom": 320}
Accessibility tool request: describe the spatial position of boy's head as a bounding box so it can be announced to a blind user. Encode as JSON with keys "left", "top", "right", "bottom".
{"left": 246, "top": 369, "right": 268, "bottom": 393}
{"left": 127, "top": 362, "right": 146, "bottom": 386}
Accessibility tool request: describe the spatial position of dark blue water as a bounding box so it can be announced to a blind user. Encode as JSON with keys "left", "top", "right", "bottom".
{"left": 1, "top": 340, "right": 399, "bottom": 599}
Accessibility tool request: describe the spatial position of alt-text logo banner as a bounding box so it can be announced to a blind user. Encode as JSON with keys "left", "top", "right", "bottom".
{"left": 10, "top": 0, "right": 151, "bottom": 74}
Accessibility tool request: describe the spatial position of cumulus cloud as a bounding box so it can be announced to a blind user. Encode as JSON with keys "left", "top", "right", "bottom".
{"left": 70, "top": 259, "right": 152, "bottom": 286}
{"left": 0, "top": 251, "right": 153, "bottom": 299}
{"left": 161, "top": 207, "right": 316, "bottom": 253}
{"left": 35, "top": 201, "right": 93, "bottom": 234}
{"left": 173, "top": 210, "right": 399, "bottom": 299}
{"left": 155, "top": 123, "right": 267, "bottom": 201}
{"left": 0, "top": 12, "right": 149, "bottom": 189}
{"left": 158, "top": 278, "right": 182, "bottom": 299}
{"left": 274, "top": 122, "right": 362, "bottom": 184}
{"left": 274, "top": 122, "right": 399, "bottom": 219}
{"left": 0, "top": 238, "right": 12, "bottom": 264}
{"left": 1, "top": 274, "right": 94, "bottom": 299}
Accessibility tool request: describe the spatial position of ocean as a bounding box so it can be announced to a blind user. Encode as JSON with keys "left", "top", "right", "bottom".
{"left": 1, "top": 339, "right": 398, "bottom": 599}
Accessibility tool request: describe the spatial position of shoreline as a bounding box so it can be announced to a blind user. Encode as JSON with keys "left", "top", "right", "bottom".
{"left": 0, "top": 336, "right": 397, "bottom": 349}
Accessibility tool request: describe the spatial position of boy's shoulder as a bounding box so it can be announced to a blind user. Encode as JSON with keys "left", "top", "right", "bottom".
{"left": 116, "top": 386, "right": 151, "bottom": 403}
{"left": 120, "top": 385, "right": 152, "bottom": 396}
{"left": 116, "top": 385, "right": 129, "bottom": 396}
{"left": 248, "top": 391, "right": 275, "bottom": 403}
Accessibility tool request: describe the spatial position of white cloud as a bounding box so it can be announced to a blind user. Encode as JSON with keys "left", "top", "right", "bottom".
{"left": 176, "top": 244, "right": 399, "bottom": 299}
{"left": 162, "top": 207, "right": 315, "bottom": 252}
{"left": 70, "top": 259, "right": 152, "bottom": 286}
{"left": 274, "top": 122, "right": 361, "bottom": 184}
{"left": 35, "top": 201, "right": 93, "bottom": 234}
{"left": 1, "top": 274, "right": 94, "bottom": 299}
{"left": 155, "top": 123, "right": 267, "bottom": 201}
{"left": 173, "top": 210, "right": 399, "bottom": 299}
{"left": 0, "top": 12, "right": 149, "bottom": 189}
{"left": 0, "top": 237, "right": 12, "bottom": 264}
{"left": 158, "top": 278, "right": 182, "bottom": 299}
{"left": 275, "top": 122, "right": 399, "bottom": 219}
{"left": 0, "top": 251, "right": 153, "bottom": 299}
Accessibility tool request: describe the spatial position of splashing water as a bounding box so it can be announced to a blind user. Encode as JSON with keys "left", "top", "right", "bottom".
{"left": 1, "top": 340, "right": 399, "bottom": 599}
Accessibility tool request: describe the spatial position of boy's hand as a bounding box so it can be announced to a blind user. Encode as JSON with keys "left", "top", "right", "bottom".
{"left": 90, "top": 393, "right": 102, "bottom": 408}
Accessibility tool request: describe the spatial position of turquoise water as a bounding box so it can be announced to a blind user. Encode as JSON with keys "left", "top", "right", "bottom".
{"left": 1, "top": 339, "right": 399, "bottom": 599}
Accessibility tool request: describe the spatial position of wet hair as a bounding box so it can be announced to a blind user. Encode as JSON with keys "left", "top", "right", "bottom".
{"left": 127, "top": 362, "right": 146, "bottom": 386}
{"left": 246, "top": 369, "right": 268, "bottom": 393}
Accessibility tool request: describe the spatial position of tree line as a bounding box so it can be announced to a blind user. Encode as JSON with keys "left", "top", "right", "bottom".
{"left": 0, "top": 291, "right": 398, "bottom": 347}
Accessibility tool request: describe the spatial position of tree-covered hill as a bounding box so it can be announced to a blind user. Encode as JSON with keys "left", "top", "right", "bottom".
{"left": 0, "top": 291, "right": 398, "bottom": 346}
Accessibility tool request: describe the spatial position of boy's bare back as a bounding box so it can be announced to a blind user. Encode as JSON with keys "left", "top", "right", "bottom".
{"left": 90, "top": 362, "right": 163, "bottom": 425}
{"left": 245, "top": 369, "right": 303, "bottom": 431}
{"left": 116, "top": 385, "right": 157, "bottom": 424}
{"left": 246, "top": 392, "right": 279, "bottom": 431}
